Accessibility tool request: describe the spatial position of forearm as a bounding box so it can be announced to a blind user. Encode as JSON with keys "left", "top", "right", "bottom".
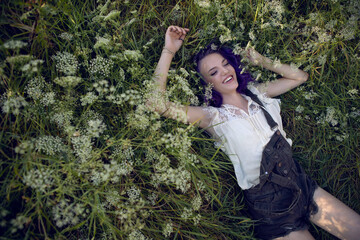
{"left": 153, "top": 48, "right": 175, "bottom": 91}
{"left": 260, "top": 56, "right": 309, "bottom": 82}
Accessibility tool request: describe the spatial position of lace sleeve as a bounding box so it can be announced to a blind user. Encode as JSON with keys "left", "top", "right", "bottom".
{"left": 202, "top": 106, "right": 219, "bottom": 126}
{"left": 202, "top": 106, "right": 221, "bottom": 137}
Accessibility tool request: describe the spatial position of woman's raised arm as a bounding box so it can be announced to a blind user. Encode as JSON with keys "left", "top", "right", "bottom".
{"left": 147, "top": 26, "right": 210, "bottom": 128}
{"left": 244, "top": 48, "right": 309, "bottom": 97}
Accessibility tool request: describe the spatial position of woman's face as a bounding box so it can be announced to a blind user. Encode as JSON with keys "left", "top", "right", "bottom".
{"left": 198, "top": 53, "right": 238, "bottom": 95}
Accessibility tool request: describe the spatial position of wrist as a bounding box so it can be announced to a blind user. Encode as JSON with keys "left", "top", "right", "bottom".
{"left": 162, "top": 47, "right": 176, "bottom": 56}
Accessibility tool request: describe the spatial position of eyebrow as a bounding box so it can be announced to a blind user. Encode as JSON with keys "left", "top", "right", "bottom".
{"left": 208, "top": 58, "right": 227, "bottom": 73}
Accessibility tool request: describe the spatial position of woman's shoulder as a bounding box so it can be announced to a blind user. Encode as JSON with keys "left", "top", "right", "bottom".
{"left": 247, "top": 82, "right": 280, "bottom": 105}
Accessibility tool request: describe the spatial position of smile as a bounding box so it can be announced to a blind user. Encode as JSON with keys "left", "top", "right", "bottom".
{"left": 223, "top": 76, "right": 233, "bottom": 84}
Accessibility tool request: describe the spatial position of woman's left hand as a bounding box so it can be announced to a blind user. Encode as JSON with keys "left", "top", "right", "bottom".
{"left": 164, "top": 26, "right": 189, "bottom": 54}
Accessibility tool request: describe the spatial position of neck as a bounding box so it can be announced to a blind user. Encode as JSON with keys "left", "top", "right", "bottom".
{"left": 221, "top": 91, "right": 249, "bottom": 114}
{"left": 222, "top": 91, "right": 246, "bottom": 106}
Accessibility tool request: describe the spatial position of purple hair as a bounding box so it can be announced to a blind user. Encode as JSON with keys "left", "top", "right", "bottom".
{"left": 193, "top": 43, "right": 254, "bottom": 107}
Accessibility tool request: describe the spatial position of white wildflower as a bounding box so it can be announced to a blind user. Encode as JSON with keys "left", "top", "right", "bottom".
{"left": 40, "top": 92, "right": 56, "bottom": 106}
{"left": 6, "top": 55, "right": 32, "bottom": 65}
{"left": 143, "top": 38, "right": 154, "bottom": 49}
{"left": 88, "top": 56, "right": 114, "bottom": 78}
{"left": 91, "top": 159, "right": 133, "bottom": 185}
{"left": 335, "top": 132, "right": 349, "bottom": 142}
{"left": 2, "top": 40, "right": 27, "bottom": 50}
{"left": 50, "top": 110, "right": 73, "bottom": 128}
{"left": 127, "top": 186, "right": 141, "bottom": 204}
{"left": 15, "top": 140, "right": 34, "bottom": 154}
{"left": 23, "top": 168, "right": 54, "bottom": 193}
{"left": 295, "top": 105, "right": 305, "bottom": 113}
{"left": 21, "top": 59, "right": 44, "bottom": 74}
{"left": 72, "top": 135, "right": 93, "bottom": 162}
{"left": 35, "top": 135, "right": 65, "bottom": 156}
{"left": 81, "top": 92, "right": 98, "bottom": 106}
{"left": 195, "top": 0, "right": 211, "bottom": 8}
{"left": 193, "top": 214, "right": 201, "bottom": 225}
{"left": 128, "top": 230, "right": 147, "bottom": 240}
{"left": 52, "top": 199, "right": 86, "bottom": 228}
{"left": 317, "top": 54, "right": 327, "bottom": 65}
{"left": 152, "top": 166, "right": 191, "bottom": 193}
{"left": 105, "top": 190, "right": 121, "bottom": 207}
{"left": 93, "top": 80, "right": 115, "bottom": 95}
{"left": 181, "top": 207, "right": 193, "bottom": 221}
{"left": 1, "top": 95, "right": 28, "bottom": 115}
{"left": 52, "top": 51, "right": 78, "bottom": 76}
{"left": 10, "top": 215, "right": 29, "bottom": 233}
{"left": 123, "top": 50, "right": 144, "bottom": 61}
{"left": 87, "top": 119, "right": 106, "bottom": 138}
{"left": 303, "top": 90, "right": 318, "bottom": 100}
{"left": 347, "top": 88, "right": 358, "bottom": 97}
{"left": 59, "top": 32, "right": 73, "bottom": 41}
{"left": 191, "top": 195, "right": 202, "bottom": 211}
{"left": 147, "top": 192, "right": 158, "bottom": 206}
{"left": 26, "top": 76, "right": 45, "bottom": 100}
{"left": 162, "top": 221, "right": 174, "bottom": 237}
{"left": 94, "top": 36, "right": 111, "bottom": 50}
{"left": 103, "top": 10, "right": 121, "bottom": 21}
{"left": 53, "top": 76, "right": 82, "bottom": 88}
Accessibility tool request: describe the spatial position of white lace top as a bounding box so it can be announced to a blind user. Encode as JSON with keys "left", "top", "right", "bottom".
{"left": 204, "top": 83, "right": 292, "bottom": 190}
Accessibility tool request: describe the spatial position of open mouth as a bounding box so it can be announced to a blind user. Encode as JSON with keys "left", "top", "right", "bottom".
{"left": 223, "top": 76, "right": 233, "bottom": 84}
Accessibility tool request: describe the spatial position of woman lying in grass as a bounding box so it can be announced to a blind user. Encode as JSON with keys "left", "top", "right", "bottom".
{"left": 149, "top": 25, "right": 360, "bottom": 239}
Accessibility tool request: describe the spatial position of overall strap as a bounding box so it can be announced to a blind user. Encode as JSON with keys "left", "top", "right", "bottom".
{"left": 244, "top": 89, "right": 278, "bottom": 130}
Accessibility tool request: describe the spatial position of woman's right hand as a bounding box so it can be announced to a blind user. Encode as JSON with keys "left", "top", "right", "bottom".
{"left": 164, "top": 26, "right": 189, "bottom": 53}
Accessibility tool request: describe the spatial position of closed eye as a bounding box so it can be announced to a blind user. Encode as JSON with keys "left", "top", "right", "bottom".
{"left": 210, "top": 71, "right": 217, "bottom": 76}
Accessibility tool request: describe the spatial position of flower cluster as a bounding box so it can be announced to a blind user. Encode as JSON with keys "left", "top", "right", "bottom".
{"left": 50, "top": 110, "right": 74, "bottom": 129}
{"left": 15, "top": 140, "right": 34, "bottom": 154}
{"left": 71, "top": 135, "right": 93, "bottom": 162}
{"left": 22, "top": 168, "right": 54, "bottom": 193}
{"left": 59, "top": 32, "right": 74, "bottom": 41}
{"left": 94, "top": 35, "right": 111, "bottom": 50}
{"left": 86, "top": 119, "right": 106, "bottom": 138}
{"left": 152, "top": 166, "right": 192, "bottom": 193}
{"left": 1, "top": 94, "right": 28, "bottom": 115}
{"left": 53, "top": 76, "right": 83, "bottom": 88}
{"left": 159, "top": 128, "right": 192, "bottom": 154}
{"left": 162, "top": 221, "right": 174, "bottom": 237}
{"left": 52, "top": 51, "right": 78, "bottom": 76}
{"left": 26, "top": 76, "right": 46, "bottom": 100}
{"left": 88, "top": 56, "right": 114, "bottom": 78}
{"left": 107, "top": 89, "right": 142, "bottom": 106}
{"left": 9, "top": 215, "right": 29, "bottom": 234}
{"left": 52, "top": 199, "right": 87, "bottom": 228}
{"left": 90, "top": 159, "right": 133, "bottom": 185}
{"left": 93, "top": 80, "right": 116, "bottom": 95}
{"left": 21, "top": 59, "right": 44, "bottom": 75}
{"left": 2, "top": 40, "right": 28, "bottom": 50}
{"left": 35, "top": 135, "right": 66, "bottom": 156}
{"left": 6, "top": 54, "right": 32, "bottom": 65}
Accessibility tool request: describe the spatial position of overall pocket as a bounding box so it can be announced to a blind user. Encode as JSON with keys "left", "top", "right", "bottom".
{"left": 246, "top": 181, "right": 298, "bottom": 218}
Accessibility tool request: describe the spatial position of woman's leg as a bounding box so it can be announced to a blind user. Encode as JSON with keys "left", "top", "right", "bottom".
{"left": 310, "top": 187, "right": 360, "bottom": 240}
{"left": 273, "top": 229, "right": 315, "bottom": 240}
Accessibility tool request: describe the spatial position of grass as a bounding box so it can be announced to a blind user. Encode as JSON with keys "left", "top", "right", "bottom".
{"left": 0, "top": 0, "right": 359, "bottom": 239}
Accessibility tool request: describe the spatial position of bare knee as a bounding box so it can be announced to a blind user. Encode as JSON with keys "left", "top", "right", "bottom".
{"left": 310, "top": 187, "right": 360, "bottom": 240}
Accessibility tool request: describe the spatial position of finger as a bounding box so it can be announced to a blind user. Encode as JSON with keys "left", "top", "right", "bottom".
{"left": 173, "top": 26, "right": 181, "bottom": 33}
